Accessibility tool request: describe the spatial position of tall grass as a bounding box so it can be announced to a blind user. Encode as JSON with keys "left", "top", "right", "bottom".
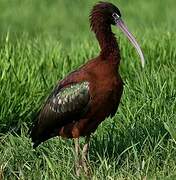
{"left": 0, "top": 0, "right": 176, "bottom": 179}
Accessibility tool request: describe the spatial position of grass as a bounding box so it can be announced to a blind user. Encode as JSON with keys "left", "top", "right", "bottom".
{"left": 0, "top": 0, "right": 176, "bottom": 179}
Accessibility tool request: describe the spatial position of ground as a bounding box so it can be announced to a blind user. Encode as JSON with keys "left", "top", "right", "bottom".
{"left": 0, "top": 0, "right": 176, "bottom": 179}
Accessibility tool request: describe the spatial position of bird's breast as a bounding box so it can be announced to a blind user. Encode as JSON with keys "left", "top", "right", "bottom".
{"left": 88, "top": 72, "right": 120, "bottom": 114}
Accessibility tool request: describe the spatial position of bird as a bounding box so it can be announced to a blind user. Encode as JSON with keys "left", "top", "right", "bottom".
{"left": 30, "top": 1, "right": 145, "bottom": 176}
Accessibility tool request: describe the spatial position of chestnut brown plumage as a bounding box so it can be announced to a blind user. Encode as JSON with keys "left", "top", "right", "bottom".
{"left": 30, "top": 1, "right": 145, "bottom": 176}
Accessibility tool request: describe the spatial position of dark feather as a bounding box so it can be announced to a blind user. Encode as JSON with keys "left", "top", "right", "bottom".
{"left": 30, "top": 81, "right": 90, "bottom": 147}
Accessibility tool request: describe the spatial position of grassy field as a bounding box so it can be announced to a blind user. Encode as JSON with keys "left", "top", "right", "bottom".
{"left": 0, "top": 0, "right": 176, "bottom": 179}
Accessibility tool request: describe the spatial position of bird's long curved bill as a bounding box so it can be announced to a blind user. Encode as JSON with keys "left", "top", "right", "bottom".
{"left": 116, "top": 19, "right": 145, "bottom": 67}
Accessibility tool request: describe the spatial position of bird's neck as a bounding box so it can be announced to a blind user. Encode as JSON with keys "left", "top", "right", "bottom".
{"left": 92, "top": 21, "right": 120, "bottom": 64}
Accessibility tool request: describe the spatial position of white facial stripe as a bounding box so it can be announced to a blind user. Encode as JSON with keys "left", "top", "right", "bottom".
{"left": 112, "top": 13, "right": 120, "bottom": 20}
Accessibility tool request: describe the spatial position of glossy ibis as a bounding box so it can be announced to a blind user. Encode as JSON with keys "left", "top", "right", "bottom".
{"left": 30, "top": 1, "right": 145, "bottom": 176}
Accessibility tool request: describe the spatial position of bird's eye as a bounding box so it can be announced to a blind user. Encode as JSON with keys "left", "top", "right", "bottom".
{"left": 112, "top": 13, "right": 120, "bottom": 21}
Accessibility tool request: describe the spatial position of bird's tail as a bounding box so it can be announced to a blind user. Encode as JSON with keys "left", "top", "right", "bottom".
{"left": 29, "top": 113, "right": 57, "bottom": 148}
{"left": 29, "top": 111, "right": 41, "bottom": 148}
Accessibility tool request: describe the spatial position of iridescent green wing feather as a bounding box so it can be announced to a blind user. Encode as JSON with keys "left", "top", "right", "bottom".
{"left": 49, "top": 81, "right": 90, "bottom": 114}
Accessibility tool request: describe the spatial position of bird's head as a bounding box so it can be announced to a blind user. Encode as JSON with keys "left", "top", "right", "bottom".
{"left": 90, "top": 2, "right": 145, "bottom": 67}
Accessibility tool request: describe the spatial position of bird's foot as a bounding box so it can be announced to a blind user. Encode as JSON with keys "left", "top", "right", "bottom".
{"left": 81, "top": 137, "right": 91, "bottom": 177}
{"left": 74, "top": 136, "right": 91, "bottom": 177}
{"left": 75, "top": 161, "right": 82, "bottom": 177}
{"left": 81, "top": 159, "right": 91, "bottom": 177}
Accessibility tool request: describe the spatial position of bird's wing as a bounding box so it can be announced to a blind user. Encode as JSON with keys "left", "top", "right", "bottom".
{"left": 48, "top": 81, "right": 90, "bottom": 116}
{"left": 30, "top": 79, "right": 90, "bottom": 146}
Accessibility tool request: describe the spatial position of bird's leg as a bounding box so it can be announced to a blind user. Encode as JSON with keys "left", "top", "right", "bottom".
{"left": 82, "top": 136, "right": 91, "bottom": 176}
{"left": 74, "top": 138, "right": 82, "bottom": 176}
